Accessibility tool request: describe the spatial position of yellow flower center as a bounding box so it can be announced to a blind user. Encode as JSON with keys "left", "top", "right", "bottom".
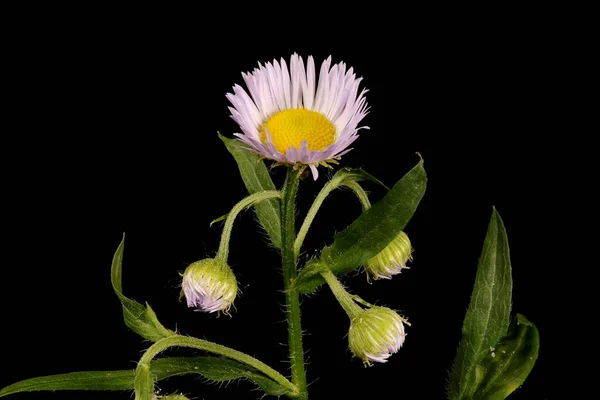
{"left": 260, "top": 109, "right": 336, "bottom": 153}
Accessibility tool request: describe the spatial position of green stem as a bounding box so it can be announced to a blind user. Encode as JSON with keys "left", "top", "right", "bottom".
{"left": 294, "top": 175, "right": 342, "bottom": 258}
{"left": 343, "top": 181, "right": 372, "bottom": 211}
{"left": 134, "top": 335, "right": 298, "bottom": 399}
{"left": 281, "top": 168, "right": 308, "bottom": 399}
{"left": 216, "top": 190, "right": 281, "bottom": 262}
{"left": 294, "top": 176, "right": 371, "bottom": 258}
{"left": 320, "top": 269, "right": 363, "bottom": 319}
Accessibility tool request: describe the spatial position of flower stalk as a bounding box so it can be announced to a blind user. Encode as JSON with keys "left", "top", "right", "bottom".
{"left": 320, "top": 268, "right": 363, "bottom": 319}
{"left": 281, "top": 168, "right": 308, "bottom": 399}
{"left": 294, "top": 171, "right": 369, "bottom": 258}
{"left": 216, "top": 190, "right": 281, "bottom": 262}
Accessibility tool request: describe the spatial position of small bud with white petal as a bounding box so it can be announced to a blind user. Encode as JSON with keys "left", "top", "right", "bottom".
{"left": 181, "top": 258, "right": 237, "bottom": 315}
{"left": 365, "top": 231, "right": 413, "bottom": 280}
{"left": 348, "top": 306, "right": 407, "bottom": 365}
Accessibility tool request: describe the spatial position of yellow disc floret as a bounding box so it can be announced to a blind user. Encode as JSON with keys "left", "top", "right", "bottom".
{"left": 260, "top": 109, "right": 336, "bottom": 153}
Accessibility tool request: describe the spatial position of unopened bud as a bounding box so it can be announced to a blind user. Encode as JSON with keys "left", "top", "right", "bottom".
{"left": 181, "top": 258, "right": 237, "bottom": 314}
{"left": 348, "top": 306, "right": 406, "bottom": 365}
{"left": 365, "top": 231, "right": 412, "bottom": 280}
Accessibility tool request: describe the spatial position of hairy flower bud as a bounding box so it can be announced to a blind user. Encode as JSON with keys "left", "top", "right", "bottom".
{"left": 348, "top": 306, "right": 406, "bottom": 364}
{"left": 365, "top": 231, "right": 413, "bottom": 280}
{"left": 181, "top": 258, "right": 237, "bottom": 314}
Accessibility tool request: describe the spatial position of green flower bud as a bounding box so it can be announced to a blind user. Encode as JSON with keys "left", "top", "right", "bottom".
{"left": 365, "top": 231, "right": 413, "bottom": 280}
{"left": 181, "top": 258, "right": 237, "bottom": 314}
{"left": 348, "top": 306, "right": 407, "bottom": 365}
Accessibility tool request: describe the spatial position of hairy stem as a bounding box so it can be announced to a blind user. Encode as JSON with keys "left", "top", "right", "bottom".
{"left": 216, "top": 190, "right": 281, "bottom": 262}
{"left": 343, "top": 181, "right": 372, "bottom": 211}
{"left": 294, "top": 174, "right": 372, "bottom": 258}
{"left": 134, "top": 335, "right": 298, "bottom": 399}
{"left": 294, "top": 176, "right": 339, "bottom": 259}
{"left": 281, "top": 168, "right": 308, "bottom": 399}
{"left": 321, "top": 269, "right": 363, "bottom": 319}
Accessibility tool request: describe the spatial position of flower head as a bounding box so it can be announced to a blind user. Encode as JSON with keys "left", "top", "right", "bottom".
{"left": 227, "top": 53, "right": 369, "bottom": 180}
{"left": 365, "top": 231, "right": 413, "bottom": 280}
{"left": 348, "top": 306, "right": 406, "bottom": 365}
{"left": 181, "top": 258, "right": 237, "bottom": 314}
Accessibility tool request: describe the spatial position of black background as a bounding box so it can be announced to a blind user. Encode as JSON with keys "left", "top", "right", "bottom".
{"left": 0, "top": 8, "right": 564, "bottom": 400}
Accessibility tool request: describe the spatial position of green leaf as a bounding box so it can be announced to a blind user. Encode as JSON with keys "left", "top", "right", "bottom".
{"left": 0, "top": 371, "right": 136, "bottom": 395}
{"left": 448, "top": 208, "right": 513, "bottom": 400}
{"left": 111, "top": 234, "right": 175, "bottom": 342}
{"left": 159, "top": 357, "right": 289, "bottom": 396}
{"left": 337, "top": 167, "right": 390, "bottom": 191}
{"left": 472, "top": 314, "right": 540, "bottom": 400}
{"left": 209, "top": 212, "right": 229, "bottom": 227}
{"left": 294, "top": 158, "right": 427, "bottom": 293}
{"left": 0, "top": 357, "right": 289, "bottom": 397}
{"left": 219, "top": 133, "right": 282, "bottom": 248}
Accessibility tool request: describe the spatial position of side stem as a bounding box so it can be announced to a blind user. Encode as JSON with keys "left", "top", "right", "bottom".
{"left": 343, "top": 180, "right": 372, "bottom": 211}
{"left": 294, "top": 177, "right": 338, "bottom": 258}
{"left": 134, "top": 335, "right": 298, "bottom": 399}
{"left": 216, "top": 190, "right": 281, "bottom": 262}
{"left": 281, "top": 168, "right": 308, "bottom": 399}
{"left": 320, "top": 269, "right": 363, "bottom": 319}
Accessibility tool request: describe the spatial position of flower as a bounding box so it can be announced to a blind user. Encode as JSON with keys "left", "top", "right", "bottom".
{"left": 365, "top": 231, "right": 413, "bottom": 280}
{"left": 181, "top": 258, "right": 237, "bottom": 314}
{"left": 227, "top": 53, "right": 369, "bottom": 180}
{"left": 348, "top": 306, "right": 406, "bottom": 364}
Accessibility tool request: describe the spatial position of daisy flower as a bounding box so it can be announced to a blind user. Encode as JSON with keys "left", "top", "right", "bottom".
{"left": 226, "top": 53, "right": 369, "bottom": 180}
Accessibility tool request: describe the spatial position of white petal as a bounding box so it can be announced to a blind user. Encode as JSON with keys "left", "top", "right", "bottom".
{"left": 313, "top": 56, "right": 331, "bottom": 112}
{"left": 302, "top": 56, "right": 316, "bottom": 109}
{"left": 280, "top": 57, "right": 291, "bottom": 109}
{"left": 290, "top": 53, "right": 301, "bottom": 108}
{"left": 309, "top": 164, "right": 319, "bottom": 180}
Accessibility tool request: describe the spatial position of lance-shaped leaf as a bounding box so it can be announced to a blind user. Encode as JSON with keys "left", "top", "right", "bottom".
{"left": 163, "top": 357, "right": 289, "bottom": 396}
{"left": 111, "top": 234, "right": 175, "bottom": 342}
{"left": 294, "top": 158, "right": 426, "bottom": 293}
{"left": 472, "top": 314, "right": 540, "bottom": 400}
{"left": 448, "top": 208, "right": 513, "bottom": 400}
{"left": 0, "top": 357, "right": 289, "bottom": 397}
{"left": 219, "top": 133, "right": 282, "bottom": 248}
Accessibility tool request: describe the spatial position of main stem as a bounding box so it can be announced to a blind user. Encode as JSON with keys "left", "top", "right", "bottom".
{"left": 281, "top": 168, "right": 308, "bottom": 399}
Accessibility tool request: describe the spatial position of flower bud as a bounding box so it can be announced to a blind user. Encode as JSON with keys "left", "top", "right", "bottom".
{"left": 365, "top": 231, "right": 413, "bottom": 280}
{"left": 348, "top": 306, "right": 406, "bottom": 365}
{"left": 181, "top": 258, "right": 237, "bottom": 314}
